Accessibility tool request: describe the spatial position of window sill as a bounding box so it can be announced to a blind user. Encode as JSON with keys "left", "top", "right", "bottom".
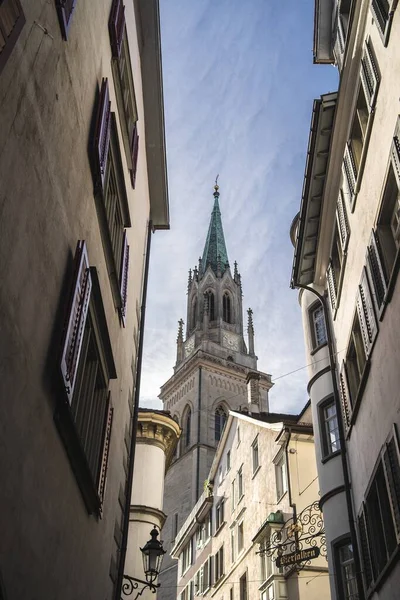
{"left": 310, "top": 341, "right": 328, "bottom": 356}
{"left": 321, "top": 449, "right": 341, "bottom": 465}
{"left": 252, "top": 465, "right": 261, "bottom": 479}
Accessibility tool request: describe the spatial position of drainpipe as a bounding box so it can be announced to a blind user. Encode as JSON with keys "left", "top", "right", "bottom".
{"left": 290, "top": 281, "right": 364, "bottom": 600}
{"left": 196, "top": 366, "right": 202, "bottom": 500}
{"left": 115, "top": 220, "right": 152, "bottom": 600}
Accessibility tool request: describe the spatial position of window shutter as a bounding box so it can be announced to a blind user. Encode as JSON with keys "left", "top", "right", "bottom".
{"left": 338, "top": 361, "right": 351, "bottom": 429}
{"left": 343, "top": 141, "right": 357, "bottom": 193}
{"left": 336, "top": 190, "right": 350, "bottom": 249}
{"left": 357, "top": 267, "right": 378, "bottom": 355}
{"left": 55, "top": 0, "right": 76, "bottom": 41}
{"left": 60, "top": 240, "right": 92, "bottom": 404}
{"left": 109, "top": 0, "right": 125, "bottom": 58}
{"left": 326, "top": 261, "right": 337, "bottom": 311}
{"left": 391, "top": 129, "right": 400, "bottom": 188}
{"left": 383, "top": 427, "right": 400, "bottom": 543}
{"left": 371, "top": 0, "right": 390, "bottom": 37}
{"left": 337, "top": 14, "right": 345, "bottom": 53}
{"left": 360, "top": 38, "right": 380, "bottom": 109}
{"left": 358, "top": 505, "right": 373, "bottom": 589}
{"left": 94, "top": 78, "right": 111, "bottom": 193}
{"left": 119, "top": 231, "right": 130, "bottom": 325}
{"left": 130, "top": 124, "right": 139, "bottom": 188}
{"left": 366, "top": 229, "right": 387, "bottom": 310}
{"left": 98, "top": 395, "right": 114, "bottom": 506}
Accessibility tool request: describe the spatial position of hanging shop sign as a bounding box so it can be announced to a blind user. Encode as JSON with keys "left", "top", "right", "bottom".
{"left": 275, "top": 546, "right": 320, "bottom": 568}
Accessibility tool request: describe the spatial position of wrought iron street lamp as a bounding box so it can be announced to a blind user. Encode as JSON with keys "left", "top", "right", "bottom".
{"left": 122, "top": 527, "right": 166, "bottom": 598}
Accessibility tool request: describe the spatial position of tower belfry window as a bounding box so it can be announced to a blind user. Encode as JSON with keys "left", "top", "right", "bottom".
{"left": 223, "top": 293, "right": 232, "bottom": 323}
{"left": 215, "top": 406, "right": 227, "bottom": 441}
{"left": 205, "top": 291, "right": 215, "bottom": 321}
{"left": 184, "top": 407, "right": 191, "bottom": 448}
{"left": 191, "top": 298, "right": 197, "bottom": 330}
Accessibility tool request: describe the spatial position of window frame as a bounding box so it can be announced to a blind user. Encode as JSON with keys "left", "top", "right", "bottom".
{"left": 309, "top": 301, "right": 328, "bottom": 351}
{"left": 55, "top": 0, "right": 76, "bottom": 41}
{"left": 215, "top": 498, "right": 225, "bottom": 533}
{"left": 0, "top": 0, "right": 25, "bottom": 74}
{"left": 319, "top": 396, "right": 341, "bottom": 461}
{"left": 237, "top": 519, "right": 244, "bottom": 555}
{"left": 370, "top": 0, "right": 398, "bottom": 46}
{"left": 214, "top": 545, "right": 224, "bottom": 583}
{"left": 332, "top": 535, "right": 359, "bottom": 600}
{"left": 274, "top": 453, "right": 288, "bottom": 501}
{"left": 252, "top": 435, "right": 260, "bottom": 475}
{"left": 237, "top": 465, "right": 244, "bottom": 501}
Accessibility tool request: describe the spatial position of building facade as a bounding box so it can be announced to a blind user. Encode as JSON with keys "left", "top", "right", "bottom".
{"left": 0, "top": 1, "right": 168, "bottom": 599}
{"left": 159, "top": 185, "right": 272, "bottom": 600}
{"left": 291, "top": 1, "right": 400, "bottom": 599}
{"left": 171, "top": 406, "right": 329, "bottom": 600}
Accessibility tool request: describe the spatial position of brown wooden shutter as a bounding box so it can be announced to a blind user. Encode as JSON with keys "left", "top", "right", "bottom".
{"left": 119, "top": 230, "right": 130, "bottom": 326}
{"left": 383, "top": 426, "right": 400, "bottom": 543}
{"left": 130, "top": 123, "right": 139, "bottom": 188}
{"left": 109, "top": 0, "right": 125, "bottom": 58}
{"left": 0, "top": 0, "right": 25, "bottom": 74}
{"left": 60, "top": 240, "right": 92, "bottom": 404}
{"left": 358, "top": 505, "right": 373, "bottom": 589}
{"left": 55, "top": 0, "right": 76, "bottom": 41}
{"left": 338, "top": 361, "right": 351, "bottom": 429}
{"left": 366, "top": 229, "right": 387, "bottom": 310}
{"left": 94, "top": 78, "right": 111, "bottom": 193}
{"left": 326, "top": 261, "right": 337, "bottom": 311}
{"left": 356, "top": 267, "right": 378, "bottom": 356}
{"left": 98, "top": 394, "right": 114, "bottom": 506}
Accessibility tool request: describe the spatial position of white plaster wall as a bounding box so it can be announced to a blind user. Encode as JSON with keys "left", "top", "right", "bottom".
{"left": 132, "top": 443, "right": 166, "bottom": 510}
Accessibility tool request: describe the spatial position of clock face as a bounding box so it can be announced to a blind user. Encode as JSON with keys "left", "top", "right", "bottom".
{"left": 185, "top": 336, "right": 195, "bottom": 357}
{"left": 222, "top": 332, "right": 239, "bottom": 351}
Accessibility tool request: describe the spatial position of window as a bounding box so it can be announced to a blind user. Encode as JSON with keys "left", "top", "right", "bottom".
{"left": 358, "top": 427, "right": 400, "bottom": 591}
{"left": 237, "top": 466, "right": 244, "bottom": 499}
{"left": 55, "top": 0, "right": 75, "bottom": 40}
{"left": 335, "top": 0, "right": 351, "bottom": 55}
{"left": 366, "top": 230, "right": 387, "bottom": 312}
{"left": 345, "top": 314, "right": 366, "bottom": 403}
{"left": 216, "top": 499, "right": 225, "bottom": 531}
{"left": 275, "top": 455, "right": 288, "bottom": 500}
{"left": 374, "top": 130, "right": 400, "bottom": 293}
{"left": 0, "top": 0, "right": 25, "bottom": 74}
{"left": 109, "top": 0, "right": 139, "bottom": 186}
{"left": 181, "top": 539, "right": 193, "bottom": 575}
{"left": 342, "top": 39, "right": 379, "bottom": 206}
{"left": 181, "top": 581, "right": 194, "bottom": 600}
{"left": 191, "top": 298, "right": 197, "bottom": 330}
{"left": 204, "top": 290, "right": 215, "bottom": 321}
{"left": 237, "top": 426, "right": 241, "bottom": 446}
{"left": 226, "top": 450, "right": 231, "bottom": 472}
{"left": 260, "top": 541, "right": 272, "bottom": 583}
{"left": 223, "top": 292, "right": 232, "bottom": 323}
{"left": 239, "top": 572, "right": 247, "bottom": 600}
{"left": 327, "top": 221, "right": 345, "bottom": 312}
{"left": 215, "top": 546, "right": 224, "bottom": 582}
{"left": 320, "top": 398, "right": 341, "bottom": 458}
{"left": 231, "top": 479, "right": 236, "bottom": 513}
{"left": 335, "top": 541, "right": 358, "bottom": 600}
{"left": 237, "top": 521, "right": 244, "bottom": 554}
{"left": 231, "top": 528, "right": 235, "bottom": 562}
{"left": 252, "top": 436, "right": 260, "bottom": 474}
{"left": 197, "top": 511, "right": 212, "bottom": 547}
{"left": 58, "top": 241, "right": 116, "bottom": 514}
{"left": 92, "top": 80, "right": 131, "bottom": 322}
{"left": 371, "top": 0, "right": 397, "bottom": 44}
{"left": 184, "top": 407, "right": 191, "bottom": 448}
{"left": 230, "top": 588, "right": 234, "bottom": 600}
{"left": 310, "top": 302, "right": 327, "bottom": 349}
{"left": 215, "top": 406, "right": 227, "bottom": 441}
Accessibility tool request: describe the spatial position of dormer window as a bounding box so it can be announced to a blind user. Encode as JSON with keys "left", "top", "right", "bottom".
{"left": 223, "top": 292, "right": 232, "bottom": 323}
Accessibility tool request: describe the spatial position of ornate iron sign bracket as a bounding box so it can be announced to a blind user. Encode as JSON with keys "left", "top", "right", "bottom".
{"left": 257, "top": 501, "right": 327, "bottom": 571}
{"left": 121, "top": 575, "right": 160, "bottom": 599}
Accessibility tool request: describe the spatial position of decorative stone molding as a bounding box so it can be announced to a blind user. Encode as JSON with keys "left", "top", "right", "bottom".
{"left": 129, "top": 504, "right": 167, "bottom": 528}
{"left": 136, "top": 411, "right": 181, "bottom": 471}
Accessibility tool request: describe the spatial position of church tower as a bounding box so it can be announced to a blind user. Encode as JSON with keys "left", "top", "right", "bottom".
{"left": 158, "top": 184, "right": 272, "bottom": 599}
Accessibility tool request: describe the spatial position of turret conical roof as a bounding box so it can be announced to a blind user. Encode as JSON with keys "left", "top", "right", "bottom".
{"left": 202, "top": 185, "right": 229, "bottom": 274}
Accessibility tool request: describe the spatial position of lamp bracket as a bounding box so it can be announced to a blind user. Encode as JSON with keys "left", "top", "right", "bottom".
{"left": 121, "top": 574, "right": 160, "bottom": 599}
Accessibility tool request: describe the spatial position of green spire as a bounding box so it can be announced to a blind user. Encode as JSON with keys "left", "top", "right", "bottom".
{"left": 202, "top": 182, "right": 229, "bottom": 275}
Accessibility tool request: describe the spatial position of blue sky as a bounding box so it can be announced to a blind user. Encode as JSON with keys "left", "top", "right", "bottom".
{"left": 139, "top": 0, "right": 338, "bottom": 414}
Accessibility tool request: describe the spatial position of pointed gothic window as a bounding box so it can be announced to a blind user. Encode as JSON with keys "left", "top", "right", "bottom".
{"left": 205, "top": 291, "right": 215, "bottom": 321}
{"left": 191, "top": 298, "right": 197, "bottom": 330}
{"left": 223, "top": 292, "right": 232, "bottom": 323}
{"left": 215, "top": 406, "right": 227, "bottom": 442}
{"left": 184, "top": 407, "right": 191, "bottom": 448}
